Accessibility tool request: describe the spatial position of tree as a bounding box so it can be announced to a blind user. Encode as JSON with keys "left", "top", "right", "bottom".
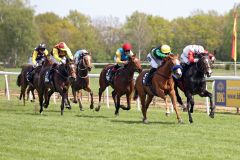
{"left": 0, "top": 0, "right": 39, "bottom": 66}
{"left": 124, "top": 11, "right": 153, "bottom": 60}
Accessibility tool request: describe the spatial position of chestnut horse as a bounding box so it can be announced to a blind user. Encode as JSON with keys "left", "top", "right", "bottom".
{"left": 134, "top": 54, "right": 183, "bottom": 123}
{"left": 95, "top": 55, "right": 142, "bottom": 115}
{"left": 71, "top": 52, "right": 94, "bottom": 111}
{"left": 174, "top": 55, "right": 215, "bottom": 123}
{"left": 37, "top": 58, "right": 76, "bottom": 115}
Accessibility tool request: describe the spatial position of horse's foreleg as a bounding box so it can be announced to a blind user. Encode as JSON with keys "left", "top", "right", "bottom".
{"left": 21, "top": 85, "right": 27, "bottom": 106}
{"left": 77, "top": 91, "right": 84, "bottom": 111}
{"left": 112, "top": 90, "right": 117, "bottom": 108}
{"left": 140, "top": 93, "right": 148, "bottom": 123}
{"left": 186, "top": 92, "right": 193, "bottom": 123}
{"left": 201, "top": 90, "right": 215, "bottom": 118}
{"left": 86, "top": 87, "right": 94, "bottom": 109}
{"left": 164, "top": 97, "right": 170, "bottom": 117}
{"left": 115, "top": 95, "right": 121, "bottom": 116}
{"left": 31, "top": 88, "right": 35, "bottom": 102}
{"left": 44, "top": 90, "right": 54, "bottom": 108}
{"left": 71, "top": 87, "right": 78, "bottom": 103}
{"left": 189, "top": 96, "right": 195, "bottom": 113}
{"left": 169, "top": 90, "right": 183, "bottom": 123}
{"left": 125, "top": 92, "right": 132, "bottom": 110}
{"left": 174, "top": 85, "right": 186, "bottom": 111}
{"left": 26, "top": 87, "right": 30, "bottom": 101}
{"left": 61, "top": 95, "right": 64, "bottom": 116}
{"left": 38, "top": 91, "right": 44, "bottom": 114}
{"left": 96, "top": 86, "right": 106, "bottom": 112}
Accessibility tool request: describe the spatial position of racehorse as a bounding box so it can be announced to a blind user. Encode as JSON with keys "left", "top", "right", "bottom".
{"left": 95, "top": 54, "right": 142, "bottom": 115}
{"left": 17, "top": 65, "right": 35, "bottom": 105}
{"left": 174, "top": 54, "right": 215, "bottom": 123}
{"left": 37, "top": 58, "right": 76, "bottom": 115}
{"left": 16, "top": 58, "right": 52, "bottom": 105}
{"left": 71, "top": 52, "right": 94, "bottom": 111}
{"left": 134, "top": 54, "right": 183, "bottom": 124}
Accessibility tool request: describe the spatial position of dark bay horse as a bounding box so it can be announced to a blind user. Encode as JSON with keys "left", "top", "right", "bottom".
{"left": 134, "top": 54, "right": 183, "bottom": 124}
{"left": 95, "top": 55, "right": 142, "bottom": 115}
{"left": 71, "top": 52, "right": 94, "bottom": 111}
{"left": 174, "top": 55, "right": 215, "bottom": 123}
{"left": 17, "top": 65, "right": 35, "bottom": 105}
{"left": 37, "top": 58, "right": 76, "bottom": 115}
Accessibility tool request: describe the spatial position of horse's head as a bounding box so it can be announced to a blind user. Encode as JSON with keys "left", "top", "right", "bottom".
{"left": 197, "top": 55, "right": 213, "bottom": 77}
{"left": 65, "top": 58, "right": 77, "bottom": 81}
{"left": 78, "top": 52, "right": 93, "bottom": 72}
{"left": 127, "top": 54, "right": 142, "bottom": 73}
{"left": 163, "top": 54, "right": 182, "bottom": 79}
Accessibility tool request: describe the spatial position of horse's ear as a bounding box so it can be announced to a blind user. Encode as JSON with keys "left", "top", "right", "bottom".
{"left": 213, "top": 50, "right": 217, "bottom": 55}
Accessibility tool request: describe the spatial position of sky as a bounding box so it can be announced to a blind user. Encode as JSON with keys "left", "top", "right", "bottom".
{"left": 30, "top": 0, "right": 239, "bottom": 22}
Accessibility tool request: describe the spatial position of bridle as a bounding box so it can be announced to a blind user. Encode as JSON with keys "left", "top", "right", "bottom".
{"left": 77, "top": 54, "right": 90, "bottom": 78}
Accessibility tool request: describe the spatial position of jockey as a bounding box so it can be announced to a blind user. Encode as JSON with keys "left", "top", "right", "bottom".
{"left": 27, "top": 43, "right": 49, "bottom": 82}
{"left": 107, "top": 42, "right": 134, "bottom": 81}
{"left": 145, "top": 44, "right": 172, "bottom": 85}
{"left": 45, "top": 42, "right": 74, "bottom": 82}
{"left": 74, "top": 49, "right": 89, "bottom": 64}
{"left": 180, "top": 45, "right": 215, "bottom": 72}
{"left": 51, "top": 42, "right": 73, "bottom": 64}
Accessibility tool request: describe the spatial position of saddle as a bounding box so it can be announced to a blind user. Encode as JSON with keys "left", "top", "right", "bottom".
{"left": 106, "top": 65, "right": 121, "bottom": 83}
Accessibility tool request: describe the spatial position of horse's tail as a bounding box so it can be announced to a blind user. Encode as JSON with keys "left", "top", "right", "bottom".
{"left": 133, "top": 87, "right": 138, "bottom": 100}
{"left": 16, "top": 73, "right": 21, "bottom": 87}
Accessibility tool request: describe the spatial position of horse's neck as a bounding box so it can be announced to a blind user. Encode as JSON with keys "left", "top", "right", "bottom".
{"left": 57, "top": 65, "right": 68, "bottom": 76}
{"left": 121, "top": 65, "right": 135, "bottom": 79}
{"left": 156, "top": 62, "right": 172, "bottom": 78}
{"left": 77, "top": 62, "right": 88, "bottom": 77}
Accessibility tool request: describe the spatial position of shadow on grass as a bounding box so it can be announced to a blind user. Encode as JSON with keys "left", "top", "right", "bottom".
{"left": 75, "top": 114, "right": 109, "bottom": 119}
{"left": 14, "top": 112, "right": 48, "bottom": 116}
{"left": 111, "top": 119, "right": 176, "bottom": 125}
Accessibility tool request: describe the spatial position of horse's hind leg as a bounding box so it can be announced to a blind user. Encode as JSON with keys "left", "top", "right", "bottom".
{"left": 112, "top": 90, "right": 117, "bottom": 108}
{"left": 61, "top": 96, "right": 65, "bottom": 116}
{"left": 71, "top": 87, "right": 78, "bottom": 103}
{"left": 21, "top": 85, "right": 27, "bottom": 106}
{"left": 31, "top": 88, "right": 35, "bottom": 102}
{"left": 140, "top": 94, "right": 148, "bottom": 123}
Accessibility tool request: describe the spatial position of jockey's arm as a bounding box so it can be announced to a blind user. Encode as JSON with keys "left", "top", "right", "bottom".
{"left": 115, "top": 50, "right": 126, "bottom": 64}
{"left": 52, "top": 48, "right": 62, "bottom": 62}
{"left": 66, "top": 48, "right": 74, "bottom": 60}
{"left": 155, "top": 49, "right": 168, "bottom": 59}
{"left": 32, "top": 50, "right": 38, "bottom": 65}
{"left": 43, "top": 50, "right": 50, "bottom": 60}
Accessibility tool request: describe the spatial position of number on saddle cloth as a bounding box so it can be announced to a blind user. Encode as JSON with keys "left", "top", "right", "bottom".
{"left": 142, "top": 72, "right": 149, "bottom": 86}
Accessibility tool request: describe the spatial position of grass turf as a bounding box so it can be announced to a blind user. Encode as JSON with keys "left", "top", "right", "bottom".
{"left": 0, "top": 98, "right": 240, "bottom": 160}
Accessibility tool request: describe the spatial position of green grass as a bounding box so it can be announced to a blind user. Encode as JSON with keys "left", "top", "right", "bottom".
{"left": 0, "top": 98, "right": 240, "bottom": 160}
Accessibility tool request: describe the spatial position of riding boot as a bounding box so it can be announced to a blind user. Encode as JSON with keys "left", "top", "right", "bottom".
{"left": 146, "top": 68, "right": 157, "bottom": 86}
{"left": 27, "top": 67, "right": 34, "bottom": 82}
{"left": 109, "top": 64, "right": 120, "bottom": 82}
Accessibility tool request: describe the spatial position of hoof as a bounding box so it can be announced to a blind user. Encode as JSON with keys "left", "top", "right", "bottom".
{"left": 209, "top": 113, "right": 215, "bottom": 118}
{"left": 72, "top": 100, "right": 77, "bottom": 104}
{"left": 165, "top": 112, "right": 170, "bottom": 117}
{"left": 95, "top": 107, "right": 100, "bottom": 112}
{"left": 30, "top": 99, "right": 35, "bottom": 103}
{"left": 143, "top": 118, "right": 148, "bottom": 124}
{"left": 189, "top": 119, "right": 193, "bottom": 123}
{"left": 66, "top": 105, "right": 71, "bottom": 110}
{"left": 90, "top": 104, "right": 94, "bottom": 109}
{"left": 178, "top": 118, "right": 183, "bottom": 124}
{"left": 80, "top": 108, "right": 84, "bottom": 111}
{"left": 43, "top": 103, "right": 48, "bottom": 108}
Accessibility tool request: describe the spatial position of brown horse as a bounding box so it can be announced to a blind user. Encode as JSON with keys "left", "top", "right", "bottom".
{"left": 95, "top": 54, "right": 142, "bottom": 115}
{"left": 134, "top": 54, "right": 183, "bottom": 123}
{"left": 71, "top": 52, "right": 94, "bottom": 111}
{"left": 17, "top": 65, "right": 36, "bottom": 105}
{"left": 17, "top": 58, "right": 53, "bottom": 105}
{"left": 37, "top": 58, "right": 77, "bottom": 115}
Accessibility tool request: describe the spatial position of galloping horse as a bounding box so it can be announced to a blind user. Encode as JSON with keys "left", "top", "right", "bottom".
{"left": 17, "top": 65, "right": 35, "bottom": 105}
{"left": 71, "top": 52, "right": 94, "bottom": 111}
{"left": 174, "top": 55, "right": 215, "bottom": 123}
{"left": 17, "top": 58, "right": 48, "bottom": 105}
{"left": 37, "top": 58, "right": 76, "bottom": 115}
{"left": 134, "top": 54, "right": 183, "bottom": 123}
{"left": 95, "top": 54, "right": 142, "bottom": 115}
